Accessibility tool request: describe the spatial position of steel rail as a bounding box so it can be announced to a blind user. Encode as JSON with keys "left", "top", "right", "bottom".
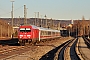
{"left": 70, "top": 38, "right": 81, "bottom": 60}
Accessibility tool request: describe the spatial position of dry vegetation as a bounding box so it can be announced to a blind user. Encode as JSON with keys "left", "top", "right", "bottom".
{"left": 0, "top": 19, "right": 12, "bottom": 38}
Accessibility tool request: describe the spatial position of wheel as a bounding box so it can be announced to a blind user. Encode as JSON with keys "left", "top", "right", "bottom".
{"left": 26, "top": 40, "right": 28, "bottom": 43}
{"left": 32, "top": 39, "right": 37, "bottom": 45}
{"left": 19, "top": 40, "right": 25, "bottom": 46}
{"left": 28, "top": 40, "right": 32, "bottom": 44}
{"left": 22, "top": 40, "right": 25, "bottom": 46}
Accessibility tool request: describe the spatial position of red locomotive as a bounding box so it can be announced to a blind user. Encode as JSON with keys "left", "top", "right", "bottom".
{"left": 18, "top": 25, "right": 60, "bottom": 45}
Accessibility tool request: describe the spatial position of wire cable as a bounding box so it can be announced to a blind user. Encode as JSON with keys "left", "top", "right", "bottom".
{"left": 0, "top": 5, "right": 23, "bottom": 16}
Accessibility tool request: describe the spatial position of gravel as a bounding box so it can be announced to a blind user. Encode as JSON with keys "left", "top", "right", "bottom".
{"left": 1, "top": 37, "right": 72, "bottom": 60}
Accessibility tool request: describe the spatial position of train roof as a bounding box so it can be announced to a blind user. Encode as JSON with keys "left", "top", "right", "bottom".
{"left": 19, "top": 25, "right": 60, "bottom": 32}
{"left": 31, "top": 25, "right": 60, "bottom": 32}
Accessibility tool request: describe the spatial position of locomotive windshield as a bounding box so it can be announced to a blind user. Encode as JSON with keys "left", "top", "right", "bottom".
{"left": 20, "top": 28, "right": 31, "bottom": 32}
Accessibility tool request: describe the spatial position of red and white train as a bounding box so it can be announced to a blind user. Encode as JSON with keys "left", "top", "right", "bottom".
{"left": 18, "top": 25, "right": 60, "bottom": 45}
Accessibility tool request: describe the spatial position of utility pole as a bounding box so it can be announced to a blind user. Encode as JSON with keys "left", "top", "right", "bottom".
{"left": 76, "top": 25, "right": 77, "bottom": 37}
{"left": 41, "top": 15, "right": 42, "bottom": 27}
{"left": 50, "top": 18, "right": 53, "bottom": 29}
{"left": 24, "top": 5, "right": 27, "bottom": 25}
{"left": 11, "top": 0, "right": 14, "bottom": 27}
{"left": 45, "top": 15, "right": 47, "bottom": 28}
{"left": 35, "top": 12, "right": 36, "bottom": 26}
{"left": 52, "top": 20, "right": 54, "bottom": 29}
{"left": 1, "top": 24, "right": 2, "bottom": 37}
{"left": 71, "top": 19, "right": 73, "bottom": 24}
{"left": 37, "top": 12, "right": 39, "bottom": 19}
{"left": 18, "top": 16, "right": 20, "bottom": 26}
{"left": 37, "top": 12, "right": 39, "bottom": 26}
{"left": 83, "top": 25, "right": 85, "bottom": 36}
{"left": 10, "top": 0, "right": 14, "bottom": 38}
{"left": 88, "top": 19, "right": 90, "bottom": 38}
{"left": 58, "top": 22, "right": 60, "bottom": 30}
{"left": 8, "top": 24, "right": 9, "bottom": 37}
{"left": 88, "top": 25, "right": 89, "bottom": 38}
{"left": 34, "top": 12, "right": 39, "bottom": 26}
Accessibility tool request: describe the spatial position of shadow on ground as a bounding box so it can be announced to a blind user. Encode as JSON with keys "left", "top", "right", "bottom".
{"left": 0, "top": 38, "right": 19, "bottom": 46}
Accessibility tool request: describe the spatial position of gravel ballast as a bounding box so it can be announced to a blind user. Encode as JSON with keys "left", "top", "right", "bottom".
{"left": 2, "top": 37, "right": 73, "bottom": 60}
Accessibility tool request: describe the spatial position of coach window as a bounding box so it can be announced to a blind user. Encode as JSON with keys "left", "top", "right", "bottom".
{"left": 43, "top": 31, "right": 45, "bottom": 35}
{"left": 52, "top": 32, "right": 55, "bottom": 35}
{"left": 41, "top": 31, "right": 44, "bottom": 35}
{"left": 44, "top": 31, "right": 46, "bottom": 35}
{"left": 48, "top": 31, "right": 51, "bottom": 35}
{"left": 44, "top": 31, "right": 47, "bottom": 35}
{"left": 46, "top": 31, "right": 48, "bottom": 35}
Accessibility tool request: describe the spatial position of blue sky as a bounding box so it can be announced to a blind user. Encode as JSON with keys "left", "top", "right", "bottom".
{"left": 0, "top": 0, "right": 90, "bottom": 20}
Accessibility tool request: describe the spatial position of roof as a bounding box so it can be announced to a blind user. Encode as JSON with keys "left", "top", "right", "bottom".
{"left": 19, "top": 25, "right": 60, "bottom": 32}
{"left": 31, "top": 25, "right": 60, "bottom": 32}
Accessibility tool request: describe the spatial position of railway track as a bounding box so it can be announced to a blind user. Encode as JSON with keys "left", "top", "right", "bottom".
{"left": 83, "top": 37, "right": 90, "bottom": 48}
{"left": 1, "top": 37, "right": 89, "bottom": 60}
{"left": 58, "top": 39, "right": 73, "bottom": 60}
{"left": 0, "top": 45, "right": 32, "bottom": 59}
{"left": 58, "top": 38, "right": 80, "bottom": 60}
{"left": 40, "top": 38, "right": 83, "bottom": 60}
{"left": 70, "top": 38, "right": 80, "bottom": 60}
{"left": 79, "top": 37, "right": 90, "bottom": 60}
{"left": 0, "top": 37, "right": 62, "bottom": 60}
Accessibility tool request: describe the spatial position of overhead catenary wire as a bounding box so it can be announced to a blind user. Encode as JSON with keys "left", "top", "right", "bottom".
{"left": 14, "top": 6, "right": 23, "bottom": 12}
{"left": 0, "top": 8, "right": 9, "bottom": 13}
{"left": 0, "top": 6, "right": 23, "bottom": 17}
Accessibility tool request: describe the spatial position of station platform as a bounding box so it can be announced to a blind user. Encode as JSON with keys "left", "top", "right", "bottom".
{"left": 78, "top": 37, "right": 90, "bottom": 60}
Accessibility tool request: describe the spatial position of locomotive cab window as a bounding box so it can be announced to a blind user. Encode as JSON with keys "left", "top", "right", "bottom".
{"left": 20, "top": 28, "right": 31, "bottom": 32}
{"left": 26, "top": 28, "right": 31, "bottom": 32}
{"left": 20, "top": 28, "right": 25, "bottom": 32}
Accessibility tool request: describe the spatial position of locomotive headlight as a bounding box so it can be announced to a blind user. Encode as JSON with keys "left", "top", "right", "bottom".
{"left": 20, "top": 35, "right": 23, "bottom": 36}
{"left": 27, "top": 35, "right": 31, "bottom": 36}
{"left": 20, "top": 37, "right": 22, "bottom": 38}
